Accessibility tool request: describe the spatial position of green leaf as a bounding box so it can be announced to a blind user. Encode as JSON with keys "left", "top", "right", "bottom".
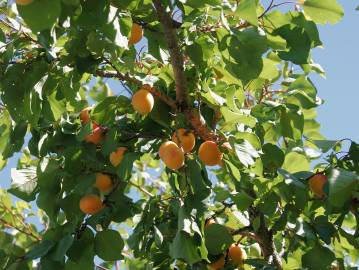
{"left": 8, "top": 167, "right": 38, "bottom": 201}
{"left": 282, "top": 152, "right": 310, "bottom": 173}
{"left": 94, "top": 230, "right": 124, "bottom": 261}
{"left": 25, "top": 240, "right": 55, "bottom": 260}
{"left": 18, "top": 0, "right": 61, "bottom": 32}
{"left": 236, "top": 0, "right": 258, "bottom": 26}
{"left": 169, "top": 232, "right": 202, "bottom": 265}
{"left": 234, "top": 140, "right": 260, "bottom": 167}
{"left": 302, "top": 245, "right": 335, "bottom": 270}
{"left": 303, "top": 0, "right": 344, "bottom": 25}
{"left": 117, "top": 152, "right": 140, "bottom": 181}
{"left": 187, "top": 159, "right": 211, "bottom": 202}
{"left": 51, "top": 234, "right": 74, "bottom": 262}
{"left": 261, "top": 143, "right": 285, "bottom": 172}
{"left": 47, "top": 91, "right": 66, "bottom": 121}
{"left": 312, "top": 140, "right": 338, "bottom": 153}
{"left": 204, "top": 224, "right": 233, "bottom": 255}
{"left": 328, "top": 168, "right": 359, "bottom": 207}
{"left": 232, "top": 191, "right": 254, "bottom": 211}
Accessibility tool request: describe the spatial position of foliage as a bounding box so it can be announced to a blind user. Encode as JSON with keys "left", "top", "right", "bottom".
{"left": 0, "top": 0, "right": 358, "bottom": 269}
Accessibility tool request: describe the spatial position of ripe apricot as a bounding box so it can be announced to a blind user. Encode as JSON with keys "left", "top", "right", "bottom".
{"left": 172, "top": 128, "right": 196, "bottom": 153}
{"left": 131, "top": 89, "right": 154, "bottom": 115}
{"left": 205, "top": 218, "right": 216, "bottom": 229}
{"left": 128, "top": 23, "right": 143, "bottom": 45}
{"left": 207, "top": 255, "right": 225, "bottom": 270}
{"left": 95, "top": 173, "right": 113, "bottom": 192}
{"left": 79, "top": 194, "right": 104, "bottom": 215}
{"left": 85, "top": 123, "right": 103, "bottom": 145}
{"left": 159, "top": 141, "right": 178, "bottom": 159}
{"left": 16, "top": 0, "right": 33, "bottom": 5}
{"left": 308, "top": 173, "right": 327, "bottom": 198}
{"left": 160, "top": 142, "right": 184, "bottom": 170}
{"left": 109, "top": 147, "right": 127, "bottom": 167}
{"left": 198, "top": 141, "right": 223, "bottom": 166}
{"left": 228, "top": 244, "right": 247, "bottom": 264}
{"left": 80, "top": 107, "right": 92, "bottom": 124}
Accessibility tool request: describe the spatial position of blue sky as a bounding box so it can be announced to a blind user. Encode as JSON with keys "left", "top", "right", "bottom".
{"left": 0, "top": 0, "right": 358, "bottom": 223}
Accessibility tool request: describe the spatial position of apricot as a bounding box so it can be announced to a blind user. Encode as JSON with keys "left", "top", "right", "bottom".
{"left": 109, "top": 147, "right": 127, "bottom": 167}
{"left": 198, "top": 141, "right": 223, "bottom": 166}
{"left": 79, "top": 194, "right": 104, "bottom": 215}
{"left": 131, "top": 89, "right": 154, "bottom": 115}
{"left": 16, "top": 0, "right": 33, "bottom": 5}
{"left": 228, "top": 244, "right": 247, "bottom": 264}
{"left": 205, "top": 218, "right": 216, "bottom": 229}
{"left": 172, "top": 128, "right": 196, "bottom": 153}
{"left": 308, "top": 173, "right": 327, "bottom": 198}
{"left": 95, "top": 173, "right": 113, "bottom": 192}
{"left": 85, "top": 123, "right": 103, "bottom": 145}
{"left": 128, "top": 23, "right": 143, "bottom": 45}
{"left": 80, "top": 107, "right": 92, "bottom": 124}
{"left": 160, "top": 142, "right": 184, "bottom": 170}
{"left": 159, "top": 141, "right": 178, "bottom": 159}
{"left": 207, "top": 255, "right": 225, "bottom": 270}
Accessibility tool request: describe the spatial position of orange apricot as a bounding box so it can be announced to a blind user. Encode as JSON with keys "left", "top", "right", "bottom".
{"left": 131, "top": 89, "right": 154, "bottom": 115}
{"left": 172, "top": 128, "right": 196, "bottom": 153}
{"left": 308, "top": 173, "right": 327, "bottom": 198}
{"left": 80, "top": 107, "right": 92, "bottom": 124}
{"left": 16, "top": 0, "right": 33, "bottom": 5}
{"left": 160, "top": 142, "right": 184, "bottom": 170}
{"left": 109, "top": 147, "right": 127, "bottom": 167}
{"left": 228, "top": 244, "right": 247, "bottom": 264}
{"left": 159, "top": 141, "right": 178, "bottom": 159}
{"left": 79, "top": 194, "right": 104, "bottom": 215}
{"left": 85, "top": 123, "right": 103, "bottom": 145}
{"left": 128, "top": 23, "right": 143, "bottom": 45}
{"left": 95, "top": 173, "right": 113, "bottom": 192}
{"left": 207, "top": 255, "right": 225, "bottom": 270}
{"left": 198, "top": 141, "right": 223, "bottom": 166}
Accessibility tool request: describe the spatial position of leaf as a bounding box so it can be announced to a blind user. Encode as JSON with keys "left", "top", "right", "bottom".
{"left": 47, "top": 91, "right": 66, "bottom": 121}
{"left": 327, "top": 168, "right": 359, "bottom": 207}
{"left": 261, "top": 143, "right": 285, "bottom": 172}
{"left": 303, "top": 0, "right": 344, "bottom": 25}
{"left": 154, "top": 226, "right": 163, "bottom": 247}
{"left": 25, "top": 240, "right": 55, "bottom": 260}
{"left": 312, "top": 140, "right": 338, "bottom": 153}
{"left": 169, "top": 232, "right": 202, "bottom": 265}
{"left": 204, "top": 224, "right": 233, "bottom": 255}
{"left": 8, "top": 167, "right": 38, "bottom": 201}
{"left": 94, "top": 230, "right": 124, "bottom": 261}
{"left": 282, "top": 152, "right": 310, "bottom": 173}
{"left": 51, "top": 234, "right": 74, "bottom": 262}
{"left": 232, "top": 191, "right": 254, "bottom": 211}
{"left": 302, "top": 245, "right": 335, "bottom": 270}
{"left": 18, "top": 0, "right": 61, "bottom": 32}
{"left": 117, "top": 152, "right": 140, "bottom": 181}
{"left": 236, "top": 0, "right": 258, "bottom": 26}
{"left": 234, "top": 140, "right": 260, "bottom": 167}
{"left": 187, "top": 159, "right": 211, "bottom": 202}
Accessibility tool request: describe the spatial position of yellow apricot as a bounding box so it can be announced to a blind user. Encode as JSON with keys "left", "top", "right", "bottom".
{"left": 128, "top": 23, "right": 143, "bottom": 45}
{"left": 207, "top": 255, "right": 225, "bottom": 270}
{"left": 198, "top": 141, "right": 223, "bottom": 166}
{"left": 228, "top": 244, "right": 247, "bottom": 264}
{"left": 309, "top": 173, "right": 327, "bottom": 198}
{"left": 95, "top": 173, "right": 113, "bottom": 192}
{"left": 161, "top": 143, "right": 184, "bottom": 170}
{"left": 79, "top": 195, "right": 104, "bottom": 215}
{"left": 16, "top": 0, "right": 33, "bottom": 5}
{"left": 109, "top": 147, "right": 127, "bottom": 167}
{"left": 172, "top": 128, "right": 196, "bottom": 153}
{"left": 131, "top": 89, "right": 154, "bottom": 115}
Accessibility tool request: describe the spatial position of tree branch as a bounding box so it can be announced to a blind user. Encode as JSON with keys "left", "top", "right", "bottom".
{"left": 152, "top": 0, "right": 188, "bottom": 109}
{"left": 0, "top": 218, "right": 42, "bottom": 241}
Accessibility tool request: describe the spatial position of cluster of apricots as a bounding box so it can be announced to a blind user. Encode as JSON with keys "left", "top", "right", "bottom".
{"left": 205, "top": 219, "right": 247, "bottom": 269}
{"left": 159, "top": 132, "right": 223, "bottom": 170}
{"left": 78, "top": 107, "right": 129, "bottom": 215}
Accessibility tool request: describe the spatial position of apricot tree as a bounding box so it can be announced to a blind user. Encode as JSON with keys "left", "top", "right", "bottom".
{"left": 0, "top": 0, "right": 359, "bottom": 269}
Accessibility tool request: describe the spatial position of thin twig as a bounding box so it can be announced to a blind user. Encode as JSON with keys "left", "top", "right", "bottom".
{"left": 129, "top": 181, "right": 154, "bottom": 197}
{"left": 0, "top": 218, "right": 42, "bottom": 241}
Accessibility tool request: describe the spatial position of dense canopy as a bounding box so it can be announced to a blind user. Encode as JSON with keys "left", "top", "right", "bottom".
{"left": 0, "top": 0, "right": 359, "bottom": 270}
